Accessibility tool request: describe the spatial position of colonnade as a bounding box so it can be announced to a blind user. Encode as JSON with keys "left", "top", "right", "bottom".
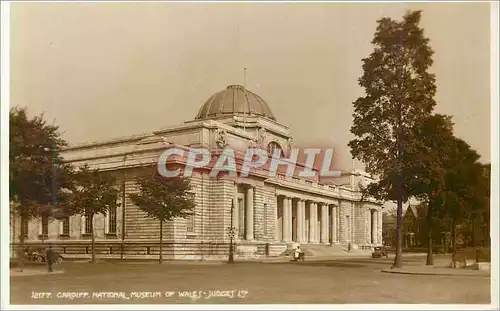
{"left": 231, "top": 185, "right": 381, "bottom": 245}
{"left": 276, "top": 196, "right": 339, "bottom": 244}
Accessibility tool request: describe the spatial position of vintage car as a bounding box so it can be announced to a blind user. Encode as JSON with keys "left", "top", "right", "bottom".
{"left": 25, "top": 247, "right": 64, "bottom": 263}
{"left": 372, "top": 246, "right": 388, "bottom": 258}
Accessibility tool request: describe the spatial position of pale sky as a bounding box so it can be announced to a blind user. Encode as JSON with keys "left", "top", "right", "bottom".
{"left": 10, "top": 2, "right": 491, "bottom": 170}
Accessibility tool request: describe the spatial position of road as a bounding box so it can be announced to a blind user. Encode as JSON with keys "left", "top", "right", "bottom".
{"left": 10, "top": 255, "right": 490, "bottom": 304}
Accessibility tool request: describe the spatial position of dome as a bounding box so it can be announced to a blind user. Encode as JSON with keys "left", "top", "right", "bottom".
{"left": 195, "top": 85, "right": 276, "bottom": 121}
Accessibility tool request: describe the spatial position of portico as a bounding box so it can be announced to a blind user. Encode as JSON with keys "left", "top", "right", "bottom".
{"left": 274, "top": 194, "right": 342, "bottom": 245}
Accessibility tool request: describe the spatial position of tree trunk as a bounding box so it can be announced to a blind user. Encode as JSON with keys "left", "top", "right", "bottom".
{"left": 451, "top": 217, "right": 457, "bottom": 268}
{"left": 393, "top": 196, "right": 403, "bottom": 268}
{"left": 19, "top": 213, "right": 26, "bottom": 272}
{"left": 91, "top": 215, "right": 96, "bottom": 263}
{"left": 159, "top": 220, "right": 163, "bottom": 264}
{"left": 472, "top": 213, "right": 476, "bottom": 246}
{"left": 426, "top": 203, "right": 433, "bottom": 265}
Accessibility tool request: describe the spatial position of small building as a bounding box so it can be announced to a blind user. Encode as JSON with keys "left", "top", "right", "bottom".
{"left": 402, "top": 204, "right": 427, "bottom": 248}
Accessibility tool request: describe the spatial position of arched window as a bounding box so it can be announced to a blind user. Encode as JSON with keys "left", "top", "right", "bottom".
{"left": 267, "top": 141, "right": 283, "bottom": 157}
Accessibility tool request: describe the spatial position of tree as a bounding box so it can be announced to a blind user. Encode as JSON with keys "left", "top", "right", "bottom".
{"left": 69, "top": 164, "right": 119, "bottom": 263}
{"left": 349, "top": 10, "right": 437, "bottom": 268}
{"left": 408, "top": 114, "right": 455, "bottom": 265}
{"left": 440, "top": 138, "right": 483, "bottom": 267}
{"left": 10, "top": 107, "right": 73, "bottom": 271}
{"left": 128, "top": 167, "right": 195, "bottom": 264}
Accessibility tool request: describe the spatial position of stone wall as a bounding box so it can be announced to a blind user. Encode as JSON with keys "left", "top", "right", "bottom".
{"left": 253, "top": 184, "right": 266, "bottom": 241}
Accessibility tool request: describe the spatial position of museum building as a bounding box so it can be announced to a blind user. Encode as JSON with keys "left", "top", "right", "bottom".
{"left": 11, "top": 85, "right": 384, "bottom": 260}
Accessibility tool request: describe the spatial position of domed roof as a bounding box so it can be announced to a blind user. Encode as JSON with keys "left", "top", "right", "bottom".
{"left": 195, "top": 85, "right": 276, "bottom": 121}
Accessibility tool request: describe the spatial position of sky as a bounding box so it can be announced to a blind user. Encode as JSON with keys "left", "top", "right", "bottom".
{"left": 10, "top": 2, "right": 492, "bottom": 170}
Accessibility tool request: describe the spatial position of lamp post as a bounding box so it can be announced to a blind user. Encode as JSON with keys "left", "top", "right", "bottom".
{"left": 227, "top": 199, "right": 236, "bottom": 264}
{"left": 121, "top": 154, "right": 128, "bottom": 261}
{"left": 43, "top": 144, "right": 58, "bottom": 244}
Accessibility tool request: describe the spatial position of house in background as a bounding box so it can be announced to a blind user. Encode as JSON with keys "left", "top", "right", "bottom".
{"left": 382, "top": 212, "right": 396, "bottom": 246}
{"left": 382, "top": 203, "right": 428, "bottom": 248}
{"left": 402, "top": 204, "right": 427, "bottom": 247}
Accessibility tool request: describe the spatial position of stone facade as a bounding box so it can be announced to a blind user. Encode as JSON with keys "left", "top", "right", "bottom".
{"left": 10, "top": 85, "right": 385, "bottom": 260}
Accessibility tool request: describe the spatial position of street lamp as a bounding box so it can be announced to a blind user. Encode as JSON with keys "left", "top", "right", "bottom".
{"left": 42, "top": 144, "right": 58, "bottom": 243}
{"left": 227, "top": 199, "right": 236, "bottom": 264}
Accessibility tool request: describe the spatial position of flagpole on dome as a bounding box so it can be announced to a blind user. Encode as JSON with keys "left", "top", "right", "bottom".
{"left": 243, "top": 67, "right": 247, "bottom": 132}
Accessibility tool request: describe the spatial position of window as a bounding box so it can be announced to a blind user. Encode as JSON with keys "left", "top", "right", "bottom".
{"left": 62, "top": 217, "right": 70, "bottom": 235}
{"left": 85, "top": 211, "right": 92, "bottom": 234}
{"left": 41, "top": 214, "right": 49, "bottom": 236}
{"left": 21, "top": 217, "right": 28, "bottom": 238}
{"left": 267, "top": 142, "right": 283, "bottom": 157}
{"left": 108, "top": 206, "right": 117, "bottom": 234}
{"left": 186, "top": 192, "right": 196, "bottom": 233}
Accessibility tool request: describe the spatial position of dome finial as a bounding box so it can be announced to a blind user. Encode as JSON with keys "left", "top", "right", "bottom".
{"left": 243, "top": 68, "right": 247, "bottom": 132}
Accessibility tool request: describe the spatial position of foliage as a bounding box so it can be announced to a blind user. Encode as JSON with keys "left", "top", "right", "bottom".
{"left": 406, "top": 114, "right": 456, "bottom": 264}
{"left": 68, "top": 164, "right": 119, "bottom": 263}
{"left": 437, "top": 138, "right": 482, "bottom": 223}
{"left": 9, "top": 107, "right": 74, "bottom": 270}
{"left": 129, "top": 167, "right": 195, "bottom": 222}
{"left": 68, "top": 164, "right": 119, "bottom": 217}
{"left": 348, "top": 10, "right": 437, "bottom": 267}
{"left": 10, "top": 107, "right": 74, "bottom": 217}
{"left": 129, "top": 166, "right": 195, "bottom": 263}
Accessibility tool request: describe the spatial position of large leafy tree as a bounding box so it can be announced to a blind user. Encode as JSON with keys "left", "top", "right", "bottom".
{"left": 10, "top": 107, "right": 73, "bottom": 271}
{"left": 475, "top": 163, "right": 490, "bottom": 247}
{"left": 465, "top": 163, "right": 490, "bottom": 248}
{"left": 129, "top": 167, "right": 195, "bottom": 264}
{"left": 69, "top": 164, "right": 119, "bottom": 263}
{"left": 349, "top": 10, "right": 437, "bottom": 267}
{"left": 408, "top": 114, "right": 455, "bottom": 265}
{"left": 440, "top": 138, "right": 484, "bottom": 267}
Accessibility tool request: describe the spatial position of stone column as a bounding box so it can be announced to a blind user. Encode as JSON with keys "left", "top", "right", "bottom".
{"left": 320, "top": 203, "right": 329, "bottom": 244}
{"left": 274, "top": 196, "right": 280, "bottom": 242}
{"left": 80, "top": 215, "right": 86, "bottom": 235}
{"left": 233, "top": 183, "right": 239, "bottom": 235}
{"left": 331, "top": 206, "right": 337, "bottom": 243}
{"left": 245, "top": 186, "right": 254, "bottom": 240}
{"left": 309, "top": 202, "right": 317, "bottom": 243}
{"left": 297, "top": 199, "right": 305, "bottom": 242}
{"left": 371, "top": 210, "right": 377, "bottom": 244}
{"left": 283, "top": 197, "right": 292, "bottom": 242}
{"left": 377, "top": 210, "right": 383, "bottom": 244}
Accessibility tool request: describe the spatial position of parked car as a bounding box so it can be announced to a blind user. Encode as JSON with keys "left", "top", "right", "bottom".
{"left": 25, "top": 247, "right": 64, "bottom": 263}
{"left": 372, "top": 246, "right": 388, "bottom": 258}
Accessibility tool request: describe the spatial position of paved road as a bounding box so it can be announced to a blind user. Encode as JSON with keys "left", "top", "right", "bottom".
{"left": 10, "top": 256, "right": 490, "bottom": 304}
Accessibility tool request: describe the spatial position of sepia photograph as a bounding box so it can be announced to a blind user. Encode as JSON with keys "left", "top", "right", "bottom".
{"left": 1, "top": 0, "right": 498, "bottom": 309}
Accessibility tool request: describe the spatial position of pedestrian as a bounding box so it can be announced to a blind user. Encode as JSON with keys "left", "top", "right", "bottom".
{"left": 45, "top": 244, "right": 56, "bottom": 273}
{"left": 293, "top": 245, "right": 301, "bottom": 261}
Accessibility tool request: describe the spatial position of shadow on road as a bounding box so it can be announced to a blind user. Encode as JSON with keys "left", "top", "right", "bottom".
{"left": 274, "top": 261, "right": 367, "bottom": 268}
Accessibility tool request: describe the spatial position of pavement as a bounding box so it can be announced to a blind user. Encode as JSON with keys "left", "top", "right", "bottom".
{"left": 382, "top": 264, "right": 490, "bottom": 277}
{"left": 256, "top": 251, "right": 422, "bottom": 263}
{"left": 10, "top": 269, "right": 65, "bottom": 277}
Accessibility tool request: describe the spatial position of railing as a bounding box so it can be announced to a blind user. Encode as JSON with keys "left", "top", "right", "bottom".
{"left": 11, "top": 241, "right": 270, "bottom": 258}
